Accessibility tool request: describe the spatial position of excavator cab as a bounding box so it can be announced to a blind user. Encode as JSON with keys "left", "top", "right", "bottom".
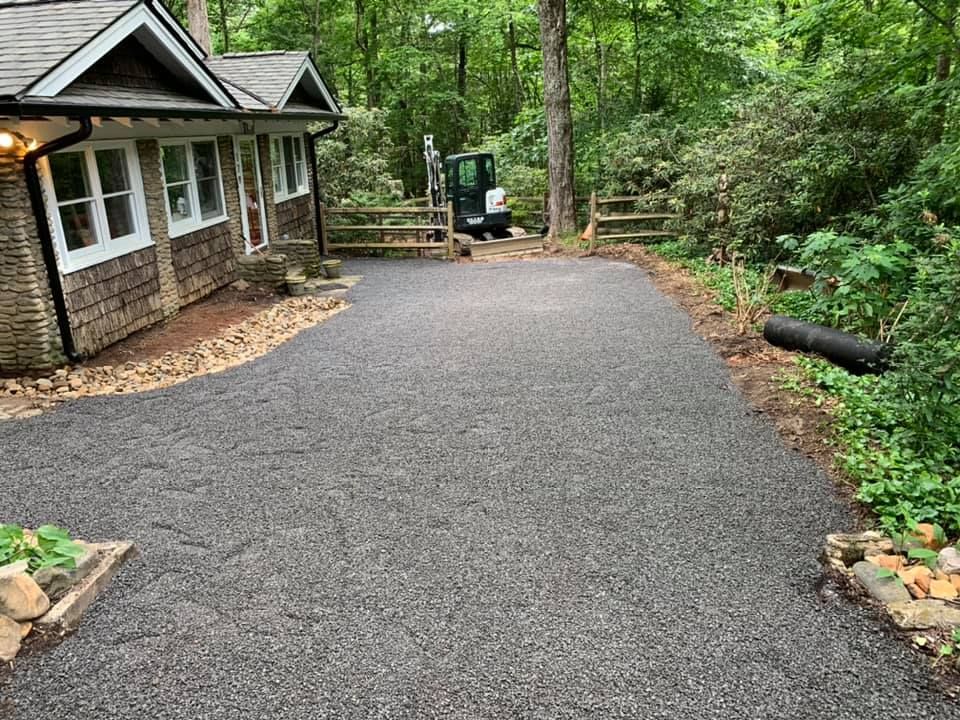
{"left": 444, "top": 153, "right": 512, "bottom": 237}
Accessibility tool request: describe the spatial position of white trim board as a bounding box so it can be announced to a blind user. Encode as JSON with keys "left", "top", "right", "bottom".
{"left": 27, "top": 5, "right": 236, "bottom": 108}
{"left": 277, "top": 58, "right": 341, "bottom": 114}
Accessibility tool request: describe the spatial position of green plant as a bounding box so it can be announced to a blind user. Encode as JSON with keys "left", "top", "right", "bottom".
{"left": 907, "top": 548, "right": 939, "bottom": 570}
{"left": 783, "top": 230, "right": 915, "bottom": 340}
{"left": 0, "top": 524, "right": 85, "bottom": 573}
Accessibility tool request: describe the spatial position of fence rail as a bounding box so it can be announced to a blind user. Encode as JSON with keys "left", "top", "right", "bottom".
{"left": 587, "top": 192, "right": 677, "bottom": 251}
{"left": 320, "top": 202, "right": 455, "bottom": 258}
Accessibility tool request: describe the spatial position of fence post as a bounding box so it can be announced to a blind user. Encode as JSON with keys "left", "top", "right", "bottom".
{"left": 319, "top": 202, "right": 328, "bottom": 256}
{"left": 589, "top": 191, "right": 598, "bottom": 253}
{"left": 446, "top": 201, "right": 455, "bottom": 260}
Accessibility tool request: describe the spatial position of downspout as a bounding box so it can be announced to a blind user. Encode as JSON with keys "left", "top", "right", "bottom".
{"left": 308, "top": 120, "right": 340, "bottom": 256}
{"left": 22, "top": 117, "right": 93, "bottom": 363}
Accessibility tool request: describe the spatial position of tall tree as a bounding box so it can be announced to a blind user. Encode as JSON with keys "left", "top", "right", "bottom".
{"left": 538, "top": 0, "right": 576, "bottom": 237}
{"left": 187, "top": 0, "right": 212, "bottom": 54}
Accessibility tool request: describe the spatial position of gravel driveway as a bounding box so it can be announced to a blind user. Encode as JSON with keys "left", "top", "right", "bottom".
{"left": 1, "top": 258, "right": 954, "bottom": 718}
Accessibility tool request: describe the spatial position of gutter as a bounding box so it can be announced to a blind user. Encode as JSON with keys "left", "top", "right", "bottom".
{"left": 308, "top": 120, "right": 340, "bottom": 256}
{"left": 22, "top": 117, "right": 93, "bottom": 364}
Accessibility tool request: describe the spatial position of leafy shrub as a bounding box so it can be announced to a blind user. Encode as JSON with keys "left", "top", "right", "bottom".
{"left": 0, "top": 524, "right": 85, "bottom": 573}
{"left": 783, "top": 230, "right": 915, "bottom": 339}
{"left": 313, "top": 107, "right": 403, "bottom": 206}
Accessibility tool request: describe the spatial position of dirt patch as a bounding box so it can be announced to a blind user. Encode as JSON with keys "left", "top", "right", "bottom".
{"left": 93, "top": 285, "right": 282, "bottom": 367}
{"left": 593, "top": 243, "right": 854, "bottom": 496}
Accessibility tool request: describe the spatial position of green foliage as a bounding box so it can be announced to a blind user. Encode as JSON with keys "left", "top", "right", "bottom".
{"left": 781, "top": 231, "right": 915, "bottom": 339}
{"left": 792, "top": 355, "right": 960, "bottom": 536}
{"left": 313, "top": 107, "right": 402, "bottom": 206}
{"left": 908, "top": 547, "right": 940, "bottom": 570}
{"left": 0, "top": 524, "right": 85, "bottom": 573}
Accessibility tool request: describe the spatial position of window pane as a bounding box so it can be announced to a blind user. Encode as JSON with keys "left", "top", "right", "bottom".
{"left": 167, "top": 184, "right": 193, "bottom": 223}
{"left": 104, "top": 194, "right": 135, "bottom": 238}
{"left": 484, "top": 157, "right": 495, "bottom": 187}
{"left": 295, "top": 160, "right": 306, "bottom": 190}
{"left": 50, "top": 152, "right": 91, "bottom": 202}
{"left": 283, "top": 136, "right": 296, "bottom": 193}
{"left": 197, "top": 178, "right": 223, "bottom": 220}
{"left": 95, "top": 149, "right": 130, "bottom": 194}
{"left": 459, "top": 159, "right": 478, "bottom": 187}
{"left": 192, "top": 141, "right": 218, "bottom": 180}
{"left": 293, "top": 137, "right": 304, "bottom": 163}
{"left": 59, "top": 201, "right": 99, "bottom": 251}
{"left": 161, "top": 144, "right": 189, "bottom": 184}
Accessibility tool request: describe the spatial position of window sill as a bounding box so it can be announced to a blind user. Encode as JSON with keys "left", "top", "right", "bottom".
{"left": 167, "top": 214, "right": 230, "bottom": 239}
{"left": 275, "top": 189, "right": 310, "bottom": 204}
{"left": 60, "top": 236, "right": 155, "bottom": 275}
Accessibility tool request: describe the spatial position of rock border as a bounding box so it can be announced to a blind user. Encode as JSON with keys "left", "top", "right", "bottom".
{"left": 0, "top": 295, "right": 349, "bottom": 420}
{"left": 32, "top": 542, "right": 136, "bottom": 636}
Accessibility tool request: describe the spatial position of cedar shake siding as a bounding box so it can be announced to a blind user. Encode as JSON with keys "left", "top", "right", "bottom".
{"left": 276, "top": 194, "right": 315, "bottom": 241}
{"left": 171, "top": 223, "right": 236, "bottom": 306}
{"left": 62, "top": 247, "right": 164, "bottom": 355}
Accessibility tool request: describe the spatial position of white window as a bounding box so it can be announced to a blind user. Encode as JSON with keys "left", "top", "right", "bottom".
{"left": 270, "top": 134, "right": 308, "bottom": 202}
{"left": 44, "top": 141, "right": 152, "bottom": 273}
{"left": 159, "top": 139, "right": 227, "bottom": 236}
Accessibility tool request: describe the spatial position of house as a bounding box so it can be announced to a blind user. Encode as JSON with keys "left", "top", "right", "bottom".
{"left": 0, "top": 0, "right": 344, "bottom": 372}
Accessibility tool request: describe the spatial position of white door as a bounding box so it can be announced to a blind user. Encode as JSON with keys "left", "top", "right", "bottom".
{"left": 235, "top": 136, "right": 269, "bottom": 253}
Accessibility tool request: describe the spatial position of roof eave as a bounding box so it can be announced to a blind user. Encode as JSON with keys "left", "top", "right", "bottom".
{"left": 0, "top": 100, "right": 345, "bottom": 122}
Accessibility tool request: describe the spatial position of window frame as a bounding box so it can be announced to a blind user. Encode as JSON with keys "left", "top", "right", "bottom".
{"left": 159, "top": 137, "right": 228, "bottom": 238}
{"left": 42, "top": 140, "right": 152, "bottom": 274}
{"left": 270, "top": 133, "right": 309, "bottom": 203}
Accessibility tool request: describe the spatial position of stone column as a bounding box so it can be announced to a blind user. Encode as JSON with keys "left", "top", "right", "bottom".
{"left": 217, "top": 136, "right": 245, "bottom": 260}
{"left": 137, "top": 139, "right": 180, "bottom": 318}
{"left": 0, "top": 148, "right": 64, "bottom": 371}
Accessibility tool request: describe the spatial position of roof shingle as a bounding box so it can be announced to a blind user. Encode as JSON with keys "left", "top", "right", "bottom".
{"left": 0, "top": 0, "right": 138, "bottom": 97}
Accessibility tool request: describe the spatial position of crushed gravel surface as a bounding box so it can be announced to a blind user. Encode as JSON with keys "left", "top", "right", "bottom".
{"left": 1, "top": 258, "right": 954, "bottom": 718}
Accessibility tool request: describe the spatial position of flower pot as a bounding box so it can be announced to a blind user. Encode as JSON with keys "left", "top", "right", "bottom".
{"left": 287, "top": 276, "right": 308, "bottom": 296}
{"left": 322, "top": 259, "right": 342, "bottom": 279}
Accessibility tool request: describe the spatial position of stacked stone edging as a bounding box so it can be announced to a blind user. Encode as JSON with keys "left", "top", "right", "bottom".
{"left": 236, "top": 253, "right": 289, "bottom": 289}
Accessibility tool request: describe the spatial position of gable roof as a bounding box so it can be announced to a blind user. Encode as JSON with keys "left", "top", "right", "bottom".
{"left": 0, "top": 0, "right": 138, "bottom": 98}
{"left": 0, "top": 0, "right": 343, "bottom": 120}
{"left": 205, "top": 51, "right": 341, "bottom": 115}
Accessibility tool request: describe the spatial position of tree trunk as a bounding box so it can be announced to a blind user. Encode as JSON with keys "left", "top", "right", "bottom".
{"left": 187, "top": 0, "right": 212, "bottom": 54}
{"left": 456, "top": 27, "right": 468, "bottom": 148}
{"left": 508, "top": 20, "right": 524, "bottom": 116}
{"left": 218, "top": 0, "right": 229, "bottom": 53}
{"left": 538, "top": 0, "right": 576, "bottom": 237}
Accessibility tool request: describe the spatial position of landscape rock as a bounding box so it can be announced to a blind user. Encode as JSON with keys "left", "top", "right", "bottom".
{"left": 0, "top": 573, "right": 50, "bottom": 621}
{"left": 33, "top": 542, "right": 98, "bottom": 597}
{"left": 939, "top": 547, "right": 960, "bottom": 575}
{"left": 0, "top": 614, "right": 20, "bottom": 662}
{"left": 823, "top": 531, "right": 894, "bottom": 568}
{"left": 0, "top": 295, "right": 348, "bottom": 421}
{"left": 853, "top": 561, "right": 912, "bottom": 605}
{"left": 887, "top": 600, "right": 960, "bottom": 630}
{"left": 929, "top": 579, "right": 958, "bottom": 600}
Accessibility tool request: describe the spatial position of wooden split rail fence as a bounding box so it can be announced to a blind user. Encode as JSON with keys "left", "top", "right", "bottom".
{"left": 319, "top": 202, "right": 455, "bottom": 259}
{"left": 588, "top": 193, "right": 678, "bottom": 251}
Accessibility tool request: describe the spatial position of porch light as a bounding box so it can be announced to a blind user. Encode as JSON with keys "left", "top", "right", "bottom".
{"left": 0, "top": 129, "right": 35, "bottom": 152}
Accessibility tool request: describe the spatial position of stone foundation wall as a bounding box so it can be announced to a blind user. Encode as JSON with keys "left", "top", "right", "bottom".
{"left": 236, "top": 253, "right": 288, "bottom": 289}
{"left": 62, "top": 247, "right": 164, "bottom": 355}
{"left": 0, "top": 150, "right": 63, "bottom": 371}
